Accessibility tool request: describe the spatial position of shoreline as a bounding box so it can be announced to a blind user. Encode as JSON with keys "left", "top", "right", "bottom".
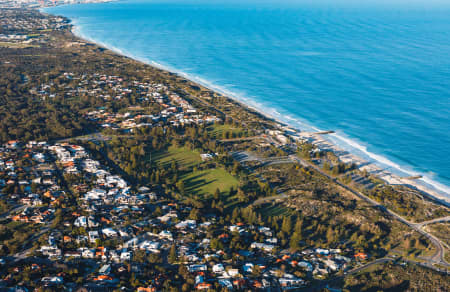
{"left": 43, "top": 8, "right": 450, "bottom": 206}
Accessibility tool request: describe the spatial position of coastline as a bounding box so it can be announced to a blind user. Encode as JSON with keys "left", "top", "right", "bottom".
{"left": 43, "top": 9, "right": 450, "bottom": 207}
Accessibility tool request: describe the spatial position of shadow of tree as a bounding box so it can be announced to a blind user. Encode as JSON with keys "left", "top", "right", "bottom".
{"left": 183, "top": 172, "right": 218, "bottom": 196}
{"left": 346, "top": 279, "right": 410, "bottom": 292}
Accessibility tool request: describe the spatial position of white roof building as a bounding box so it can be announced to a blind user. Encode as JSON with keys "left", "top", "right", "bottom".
{"left": 212, "top": 263, "right": 225, "bottom": 273}
{"left": 74, "top": 216, "right": 87, "bottom": 227}
{"left": 88, "top": 231, "right": 100, "bottom": 243}
{"left": 102, "top": 228, "right": 118, "bottom": 237}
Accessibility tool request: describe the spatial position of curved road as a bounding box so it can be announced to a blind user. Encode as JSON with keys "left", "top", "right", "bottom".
{"left": 414, "top": 216, "right": 450, "bottom": 228}
{"left": 232, "top": 149, "right": 449, "bottom": 268}
{"left": 288, "top": 154, "right": 449, "bottom": 268}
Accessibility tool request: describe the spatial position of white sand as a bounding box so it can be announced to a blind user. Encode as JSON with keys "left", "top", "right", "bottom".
{"left": 295, "top": 131, "right": 450, "bottom": 206}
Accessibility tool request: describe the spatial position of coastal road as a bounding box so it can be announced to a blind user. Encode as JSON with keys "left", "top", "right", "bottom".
{"left": 231, "top": 151, "right": 296, "bottom": 167}
{"left": 288, "top": 154, "right": 449, "bottom": 268}
{"left": 231, "top": 150, "right": 449, "bottom": 268}
{"left": 413, "top": 216, "right": 450, "bottom": 228}
{"left": 219, "top": 136, "right": 264, "bottom": 142}
{"left": 345, "top": 257, "right": 393, "bottom": 275}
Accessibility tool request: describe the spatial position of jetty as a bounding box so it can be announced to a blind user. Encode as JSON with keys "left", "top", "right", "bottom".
{"left": 314, "top": 130, "right": 335, "bottom": 135}
{"left": 402, "top": 175, "right": 423, "bottom": 180}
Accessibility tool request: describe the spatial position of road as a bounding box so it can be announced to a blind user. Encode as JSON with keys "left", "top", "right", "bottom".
{"left": 251, "top": 193, "right": 291, "bottom": 206}
{"left": 302, "top": 257, "right": 394, "bottom": 291}
{"left": 288, "top": 154, "right": 449, "bottom": 268}
{"left": 0, "top": 204, "right": 25, "bottom": 219}
{"left": 345, "top": 257, "right": 393, "bottom": 275}
{"left": 414, "top": 216, "right": 450, "bottom": 228}
{"left": 57, "top": 131, "right": 111, "bottom": 143}
{"left": 220, "top": 136, "right": 264, "bottom": 142}
{"left": 231, "top": 151, "right": 298, "bottom": 167}
{"left": 233, "top": 149, "right": 449, "bottom": 268}
{"left": 11, "top": 226, "right": 50, "bottom": 263}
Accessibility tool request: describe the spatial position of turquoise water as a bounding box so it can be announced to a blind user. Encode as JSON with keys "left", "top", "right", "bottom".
{"left": 45, "top": 0, "right": 450, "bottom": 196}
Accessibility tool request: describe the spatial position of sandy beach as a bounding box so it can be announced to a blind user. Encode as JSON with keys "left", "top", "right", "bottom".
{"left": 50, "top": 10, "right": 450, "bottom": 208}
{"left": 296, "top": 131, "right": 450, "bottom": 206}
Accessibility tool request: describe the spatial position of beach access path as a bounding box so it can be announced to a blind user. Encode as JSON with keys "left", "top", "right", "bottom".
{"left": 288, "top": 154, "right": 450, "bottom": 268}
{"left": 232, "top": 146, "right": 448, "bottom": 268}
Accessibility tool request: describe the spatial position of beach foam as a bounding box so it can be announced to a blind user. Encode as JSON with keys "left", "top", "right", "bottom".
{"left": 43, "top": 2, "right": 450, "bottom": 200}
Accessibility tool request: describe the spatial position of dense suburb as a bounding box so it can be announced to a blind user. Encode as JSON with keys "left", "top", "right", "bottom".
{"left": 0, "top": 7, "right": 448, "bottom": 292}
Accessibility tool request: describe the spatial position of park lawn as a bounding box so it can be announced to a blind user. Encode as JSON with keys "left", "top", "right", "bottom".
{"left": 152, "top": 145, "right": 202, "bottom": 169}
{"left": 255, "top": 203, "right": 292, "bottom": 218}
{"left": 206, "top": 124, "right": 245, "bottom": 139}
{"left": 182, "top": 168, "right": 239, "bottom": 197}
{"left": 0, "top": 42, "right": 39, "bottom": 48}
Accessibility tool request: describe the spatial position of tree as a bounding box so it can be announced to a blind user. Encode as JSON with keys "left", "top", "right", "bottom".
{"left": 210, "top": 238, "right": 223, "bottom": 250}
{"left": 52, "top": 208, "right": 63, "bottom": 228}
{"left": 300, "top": 143, "right": 313, "bottom": 159}
{"left": 188, "top": 208, "right": 200, "bottom": 220}
{"left": 213, "top": 188, "right": 220, "bottom": 200}
{"left": 178, "top": 265, "right": 189, "bottom": 277}
{"left": 294, "top": 217, "right": 303, "bottom": 233}
{"left": 332, "top": 165, "right": 340, "bottom": 176}
{"left": 168, "top": 244, "right": 177, "bottom": 264}
{"left": 231, "top": 208, "right": 240, "bottom": 222}
{"left": 323, "top": 162, "right": 331, "bottom": 172}
{"left": 236, "top": 188, "right": 247, "bottom": 203}
{"left": 326, "top": 227, "right": 335, "bottom": 243}
{"left": 281, "top": 216, "right": 292, "bottom": 234}
{"left": 176, "top": 180, "right": 185, "bottom": 195}
{"left": 290, "top": 232, "right": 302, "bottom": 250}
{"left": 252, "top": 265, "right": 262, "bottom": 277}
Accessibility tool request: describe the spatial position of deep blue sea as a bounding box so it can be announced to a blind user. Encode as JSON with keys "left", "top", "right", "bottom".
{"left": 45, "top": 0, "right": 450, "bottom": 197}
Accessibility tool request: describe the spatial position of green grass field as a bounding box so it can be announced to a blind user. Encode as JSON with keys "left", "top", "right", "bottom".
{"left": 0, "top": 42, "right": 39, "bottom": 48}
{"left": 206, "top": 124, "right": 245, "bottom": 139}
{"left": 151, "top": 145, "right": 202, "bottom": 169}
{"left": 256, "top": 203, "right": 292, "bottom": 218}
{"left": 182, "top": 168, "right": 239, "bottom": 197}
{"left": 151, "top": 145, "right": 239, "bottom": 197}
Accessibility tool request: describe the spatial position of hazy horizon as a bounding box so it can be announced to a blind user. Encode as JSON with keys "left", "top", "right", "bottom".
{"left": 128, "top": 0, "right": 450, "bottom": 9}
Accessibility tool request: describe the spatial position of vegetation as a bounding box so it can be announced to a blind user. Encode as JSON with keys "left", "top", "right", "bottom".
{"left": 367, "top": 185, "right": 450, "bottom": 222}
{"left": 151, "top": 145, "right": 202, "bottom": 169}
{"left": 426, "top": 223, "right": 450, "bottom": 247}
{"left": 0, "top": 7, "right": 448, "bottom": 292}
{"left": 182, "top": 168, "right": 239, "bottom": 197}
{"left": 206, "top": 123, "right": 247, "bottom": 139}
{"left": 341, "top": 262, "right": 449, "bottom": 292}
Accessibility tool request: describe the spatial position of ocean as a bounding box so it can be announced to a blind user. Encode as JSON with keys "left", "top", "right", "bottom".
{"left": 44, "top": 0, "right": 450, "bottom": 197}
